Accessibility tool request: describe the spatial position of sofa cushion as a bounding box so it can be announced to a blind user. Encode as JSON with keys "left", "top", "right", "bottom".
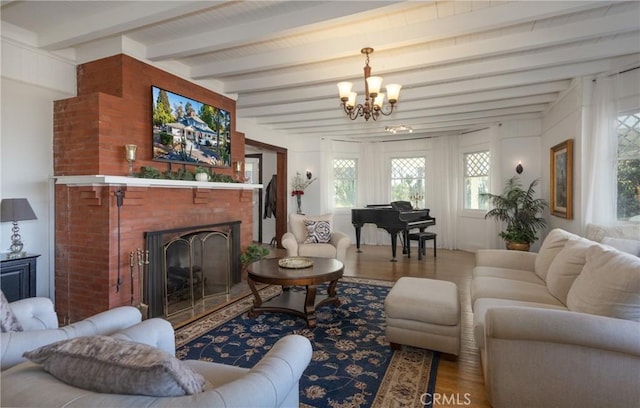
{"left": 472, "top": 298, "right": 567, "bottom": 348}
{"left": 303, "top": 219, "right": 331, "bottom": 243}
{"left": 472, "top": 266, "right": 545, "bottom": 285}
{"left": 23, "top": 335, "right": 208, "bottom": 397}
{"left": 298, "top": 243, "right": 337, "bottom": 258}
{"left": 601, "top": 236, "right": 640, "bottom": 256}
{"left": 0, "top": 291, "right": 23, "bottom": 333}
{"left": 534, "top": 229, "right": 580, "bottom": 282}
{"left": 289, "top": 213, "right": 333, "bottom": 243}
{"left": 566, "top": 244, "right": 640, "bottom": 321}
{"left": 471, "top": 276, "right": 564, "bottom": 307}
{"left": 546, "top": 238, "right": 593, "bottom": 304}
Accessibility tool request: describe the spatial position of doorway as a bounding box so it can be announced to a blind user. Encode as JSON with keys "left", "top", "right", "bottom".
{"left": 245, "top": 138, "right": 287, "bottom": 248}
{"left": 244, "top": 153, "right": 263, "bottom": 243}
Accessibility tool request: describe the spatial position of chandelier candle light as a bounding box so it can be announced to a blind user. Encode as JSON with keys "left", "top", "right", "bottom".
{"left": 291, "top": 171, "right": 316, "bottom": 214}
{"left": 337, "top": 47, "right": 401, "bottom": 121}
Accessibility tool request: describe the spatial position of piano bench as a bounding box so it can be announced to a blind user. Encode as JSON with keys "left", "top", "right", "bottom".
{"left": 408, "top": 232, "right": 437, "bottom": 260}
{"left": 385, "top": 277, "right": 460, "bottom": 357}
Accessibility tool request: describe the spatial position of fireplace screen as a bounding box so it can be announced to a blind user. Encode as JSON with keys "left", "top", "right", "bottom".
{"left": 145, "top": 221, "right": 241, "bottom": 319}
{"left": 163, "top": 230, "right": 230, "bottom": 316}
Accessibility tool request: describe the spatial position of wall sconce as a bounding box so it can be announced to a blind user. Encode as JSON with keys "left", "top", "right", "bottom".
{"left": 515, "top": 161, "right": 524, "bottom": 174}
{"left": 125, "top": 144, "right": 137, "bottom": 176}
{"left": 306, "top": 170, "right": 312, "bottom": 180}
{"left": 1, "top": 198, "right": 38, "bottom": 258}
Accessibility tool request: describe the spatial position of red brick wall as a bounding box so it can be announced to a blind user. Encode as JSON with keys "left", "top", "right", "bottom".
{"left": 54, "top": 54, "right": 251, "bottom": 323}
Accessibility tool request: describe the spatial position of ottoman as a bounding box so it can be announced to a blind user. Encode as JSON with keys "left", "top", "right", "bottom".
{"left": 384, "top": 277, "right": 460, "bottom": 356}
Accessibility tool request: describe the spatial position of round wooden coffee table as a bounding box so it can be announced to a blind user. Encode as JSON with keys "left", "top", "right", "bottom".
{"left": 247, "top": 257, "right": 344, "bottom": 328}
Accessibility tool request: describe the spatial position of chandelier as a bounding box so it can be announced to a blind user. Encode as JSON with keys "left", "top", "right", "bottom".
{"left": 337, "top": 48, "right": 401, "bottom": 121}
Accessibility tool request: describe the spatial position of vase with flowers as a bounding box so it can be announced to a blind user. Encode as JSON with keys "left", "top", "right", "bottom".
{"left": 291, "top": 171, "right": 316, "bottom": 214}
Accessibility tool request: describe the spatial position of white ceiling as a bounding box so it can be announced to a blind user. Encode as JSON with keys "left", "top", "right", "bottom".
{"left": 2, "top": 1, "right": 639, "bottom": 141}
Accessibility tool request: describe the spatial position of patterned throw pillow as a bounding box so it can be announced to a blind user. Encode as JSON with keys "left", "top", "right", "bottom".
{"left": 304, "top": 220, "right": 332, "bottom": 243}
{"left": 24, "top": 336, "right": 209, "bottom": 397}
{"left": 0, "top": 290, "right": 23, "bottom": 333}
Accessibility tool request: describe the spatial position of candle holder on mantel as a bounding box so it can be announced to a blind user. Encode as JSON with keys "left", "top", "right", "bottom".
{"left": 234, "top": 160, "right": 246, "bottom": 182}
{"left": 125, "top": 144, "right": 137, "bottom": 176}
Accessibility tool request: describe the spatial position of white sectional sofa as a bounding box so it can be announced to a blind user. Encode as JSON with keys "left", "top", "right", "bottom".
{"left": 471, "top": 227, "right": 640, "bottom": 408}
{"left": 1, "top": 318, "right": 312, "bottom": 407}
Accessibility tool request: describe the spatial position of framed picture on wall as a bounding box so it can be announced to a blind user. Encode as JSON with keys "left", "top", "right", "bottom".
{"left": 550, "top": 139, "right": 573, "bottom": 219}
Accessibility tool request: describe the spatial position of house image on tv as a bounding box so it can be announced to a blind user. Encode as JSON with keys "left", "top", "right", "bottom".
{"left": 165, "top": 114, "right": 220, "bottom": 147}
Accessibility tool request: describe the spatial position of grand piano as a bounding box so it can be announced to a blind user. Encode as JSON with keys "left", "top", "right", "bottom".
{"left": 352, "top": 201, "right": 436, "bottom": 261}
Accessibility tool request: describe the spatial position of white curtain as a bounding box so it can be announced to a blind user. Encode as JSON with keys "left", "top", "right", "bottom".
{"left": 432, "top": 135, "right": 460, "bottom": 249}
{"left": 488, "top": 125, "right": 503, "bottom": 248}
{"left": 359, "top": 142, "right": 387, "bottom": 245}
{"left": 584, "top": 75, "right": 619, "bottom": 226}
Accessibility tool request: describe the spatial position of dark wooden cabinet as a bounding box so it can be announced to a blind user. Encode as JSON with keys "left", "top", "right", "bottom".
{"left": 0, "top": 253, "right": 39, "bottom": 302}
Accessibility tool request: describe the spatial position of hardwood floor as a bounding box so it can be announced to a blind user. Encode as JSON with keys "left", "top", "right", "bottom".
{"left": 339, "top": 244, "right": 491, "bottom": 408}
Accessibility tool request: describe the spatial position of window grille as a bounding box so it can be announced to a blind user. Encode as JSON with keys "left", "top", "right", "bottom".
{"left": 616, "top": 112, "right": 640, "bottom": 220}
{"left": 464, "top": 151, "right": 490, "bottom": 210}
{"left": 333, "top": 158, "right": 357, "bottom": 208}
{"left": 391, "top": 157, "right": 426, "bottom": 208}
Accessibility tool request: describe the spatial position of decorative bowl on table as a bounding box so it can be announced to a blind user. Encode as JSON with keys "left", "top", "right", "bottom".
{"left": 278, "top": 257, "right": 313, "bottom": 269}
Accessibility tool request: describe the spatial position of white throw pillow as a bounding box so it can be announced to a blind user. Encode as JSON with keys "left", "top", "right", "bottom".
{"left": 601, "top": 237, "right": 640, "bottom": 256}
{"left": 546, "top": 238, "right": 593, "bottom": 304}
{"left": 24, "top": 335, "right": 209, "bottom": 397}
{"left": 566, "top": 244, "right": 640, "bottom": 321}
{"left": 534, "top": 229, "right": 580, "bottom": 281}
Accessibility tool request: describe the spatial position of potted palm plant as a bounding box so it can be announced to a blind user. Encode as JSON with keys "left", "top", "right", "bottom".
{"left": 480, "top": 176, "right": 548, "bottom": 251}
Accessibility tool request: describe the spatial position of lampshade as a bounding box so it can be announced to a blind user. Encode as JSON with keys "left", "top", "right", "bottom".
{"left": 1, "top": 198, "right": 37, "bottom": 222}
{"left": 366, "top": 76, "right": 383, "bottom": 96}
{"left": 347, "top": 92, "right": 357, "bottom": 108}
{"left": 337, "top": 82, "right": 353, "bottom": 100}
{"left": 373, "top": 93, "right": 385, "bottom": 109}
{"left": 386, "top": 84, "right": 402, "bottom": 103}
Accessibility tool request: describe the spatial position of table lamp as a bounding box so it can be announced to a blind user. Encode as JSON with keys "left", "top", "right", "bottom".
{"left": 1, "top": 198, "right": 37, "bottom": 258}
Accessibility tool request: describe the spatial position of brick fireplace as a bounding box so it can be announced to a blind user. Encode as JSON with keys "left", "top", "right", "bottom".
{"left": 53, "top": 55, "right": 254, "bottom": 323}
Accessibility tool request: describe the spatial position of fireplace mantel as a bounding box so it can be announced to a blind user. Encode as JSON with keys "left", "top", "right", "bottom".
{"left": 55, "top": 175, "right": 262, "bottom": 190}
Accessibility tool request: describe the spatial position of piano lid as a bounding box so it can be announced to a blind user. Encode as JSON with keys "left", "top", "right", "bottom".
{"left": 390, "top": 201, "right": 413, "bottom": 211}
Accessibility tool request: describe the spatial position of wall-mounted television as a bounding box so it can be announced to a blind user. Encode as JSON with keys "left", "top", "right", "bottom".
{"left": 152, "top": 86, "right": 232, "bottom": 167}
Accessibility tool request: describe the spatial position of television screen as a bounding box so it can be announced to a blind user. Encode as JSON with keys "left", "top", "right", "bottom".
{"left": 152, "top": 86, "right": 231, "bottom": 167}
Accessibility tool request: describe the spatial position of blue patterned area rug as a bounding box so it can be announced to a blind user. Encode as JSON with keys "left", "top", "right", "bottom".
{"left": 175, "top": 277, "right": 439, "bottom": 408}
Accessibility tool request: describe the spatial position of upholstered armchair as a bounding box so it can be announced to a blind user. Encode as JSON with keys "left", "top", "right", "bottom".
{"left": 1, "top": 295, "right": 142, "bottom": 370}
{"left": 281, "top": 213, "right": 351, "bottom": 262}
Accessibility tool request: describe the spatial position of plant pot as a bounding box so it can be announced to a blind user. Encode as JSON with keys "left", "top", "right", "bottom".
{"left": 506, "top": 242, "right": 530, "bottom": 251}
{"left": 195, "top": 173, "right": 209, "bottom": 181}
